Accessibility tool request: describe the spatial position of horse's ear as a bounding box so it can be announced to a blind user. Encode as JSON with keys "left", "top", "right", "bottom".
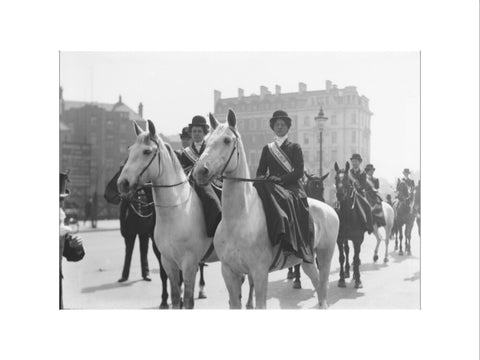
{"left": 321, "top": 172, "right": 329, "bottom": 182}
{"left": 209, "top": 113, "right": 219, "bottom": 130}
{"left": 147, "top": 119, "right": 156, "bottom": 137}
{"left": 133, "top": 122, "right": 142, "bottom": 136}
{"left": 227, "top": 109, "right": 237, "bottom": 128}
{"left": 345, "top": 161, "right": 350, "bottom": 172}
{"left": 334, "top": 162, "right": 339, "bottom": 173}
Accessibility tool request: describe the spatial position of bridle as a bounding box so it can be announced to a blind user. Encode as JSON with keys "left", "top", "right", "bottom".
{"left": 124, "top": 136, "right": 190, "bottom": 207}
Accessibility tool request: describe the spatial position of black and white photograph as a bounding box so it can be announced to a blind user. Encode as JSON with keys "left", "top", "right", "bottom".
{"left": 2, "top": 1, "right": 478, "bottom": 360}
{"left": 59, "top": 52, "right": 420, "bottom": 310}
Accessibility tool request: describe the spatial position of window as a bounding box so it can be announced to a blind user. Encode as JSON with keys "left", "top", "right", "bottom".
{"left": 303, "top": 133, "right": 309, "bottom": 145}
{"left": 331, "top": 115, "right": 337, "bottom": 125}
{"left": 352, "top": 131, "right": 356, "bottom": 144}
{"left": 303, "top": 116, "right": 310, "bottom": 127}
{"left": 351, "top": 113, "right": 357, "bottom": 124}
{"left": 331, "top": 150, "right": 337, "bottom": 163}
{"left": 331, "top": 131, "right": 337, "bottom": 145}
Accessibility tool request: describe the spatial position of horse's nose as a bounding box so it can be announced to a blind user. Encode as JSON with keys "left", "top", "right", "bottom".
{"left": 201, "top": 165, "right": 209, "bottom": 176}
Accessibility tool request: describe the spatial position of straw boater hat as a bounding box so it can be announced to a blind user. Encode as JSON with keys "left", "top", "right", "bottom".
{"left": 350, "top": 153, "right": 363, "bottom": 162}
{"left": 365, "top": 164, "right": 375, "bottom": 172}
{"left": 188, "top": 116, "right": 209, "bottom": 134}
{"left": 269, "top": 110, "right": 292, "bottom": 130}
{"left": 179, "top": 126, "right": 191, "bottom": 140}
{"left": 60, "top": 172, "right": 70, "bottom": 198}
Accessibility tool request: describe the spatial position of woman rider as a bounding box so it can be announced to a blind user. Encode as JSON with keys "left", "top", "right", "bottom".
{"left": 254, "top": 110, "right": 314, "bottom": 265}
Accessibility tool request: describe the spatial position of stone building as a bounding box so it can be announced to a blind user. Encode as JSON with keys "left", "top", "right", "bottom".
{"left": 213, "top": 80, "right": 373, "bottom": 203}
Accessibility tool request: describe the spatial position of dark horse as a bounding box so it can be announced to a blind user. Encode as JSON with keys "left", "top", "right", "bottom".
{"left": 334, "top": 162, "right": 366, "bottom": 289}
{"left": 393, "top": 181, "right": 416, "bottom": 255}
{"left": 286, "top": 172, "right": 329, "bottom": 289}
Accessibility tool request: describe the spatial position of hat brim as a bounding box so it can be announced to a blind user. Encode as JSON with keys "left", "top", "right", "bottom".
{"left": 188, "top": 124, "right": 209, "bottom": 131}
{"left": 60, "top": 189, "right": 70, "bottom": 198}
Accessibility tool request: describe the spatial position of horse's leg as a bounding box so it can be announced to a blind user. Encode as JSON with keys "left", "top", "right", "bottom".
{"left": 251, "top": 268, "right": 268, "bottom": 309}
{"left": 344, "top": 241, "right": 351, "bottom": 278}
{"left": 293, "top": 264, "right": 301, "bottom": 289}
{"left": 399, "top": 225, "right": 404, "bottom": 255}
{"left": 301, "top": 261, "right": 322, "bottom": 306}
{"left": 406, "top": 219, "right": 414, "bottom": 255}
{"left": 221, "top": 263, "right": 243, "bottom": 309}
{"left": 372, "top": 226, "right": 381, "bottom": 262}
{"left": 246, "top": 274, "right": 255, "bottom": 309}
{"left": 314, "top": 244, "right": 335, "bottom": 308}
{"left": 384, "top": 224, "right": 391, "bottom": 263}
{"left": 152, "top": 240, "right": 169, "bottom": 309}
{"left": 198, "top": 263, "right": 207, "bottom": 299}
{"left": 353, "top": 237, "right": 364, "bottom": 288}
{"left": 287, "top": 267, "right": 295, "bottom": 279}
{"left": 337, "top": 239, "right": 346, "bottom": 288}
{"left": 394, "top": 224, "right": 398, "bottom": 250}
{"left": 161, "top": 256, "right": 182, "bottom": 309}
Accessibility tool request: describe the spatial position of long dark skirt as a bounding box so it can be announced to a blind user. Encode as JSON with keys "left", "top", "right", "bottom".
{"left": 366, "top": 191, "right": 386, "bottom": 227}
{"left": 193, "top": 181, "right": 222, "bottom": 237}
{"left": 254, "top": 182, "right": 314, "bottom": 264}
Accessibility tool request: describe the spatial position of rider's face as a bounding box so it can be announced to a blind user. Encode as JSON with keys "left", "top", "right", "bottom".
{"left": 273, "top": 119, "right": 289, "bottom": 138}
{"left": 351, "top": 159, "right": 361, "bottom": 169}
{"left": 191, "top": 127, "right": 206, "bottom": 143}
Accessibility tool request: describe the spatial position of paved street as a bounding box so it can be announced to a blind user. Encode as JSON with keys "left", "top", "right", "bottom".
{"left": 63, "top": 220, "right": 420, "bottom": 309}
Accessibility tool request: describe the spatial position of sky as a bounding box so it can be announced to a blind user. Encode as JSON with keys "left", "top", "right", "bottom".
{"left": 60, "top": 52, "right": 420, "bottom": 183}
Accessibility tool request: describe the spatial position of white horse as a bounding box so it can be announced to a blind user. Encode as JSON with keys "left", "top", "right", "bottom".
{"left": 194, "top": 110, "right": 339, "bottom": 309}
{"left": 117, "top": 120, "right": 218, "bottom": 309}
{"left": 372, "top": 202, "right": 395, "bottom": 263}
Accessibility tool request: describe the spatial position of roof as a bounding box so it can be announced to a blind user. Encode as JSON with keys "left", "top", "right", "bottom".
{"left": 62, "top": 100, "right": 143, "bottom": 121}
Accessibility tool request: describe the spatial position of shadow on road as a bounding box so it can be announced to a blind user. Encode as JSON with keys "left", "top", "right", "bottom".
{"left": 404, "top": 271, "right": 420, "bottom": 282}
{"left": 326, "top": 279, "right": 365, "bottom": 307}
{"left": 81, "top": 279, "right": 142, "bottom": 293}
{"left": 389, "top": 250, "right": 419, "bottom": 264}
{"left": 267, "top": 279, "right": 316, "bottom": 309}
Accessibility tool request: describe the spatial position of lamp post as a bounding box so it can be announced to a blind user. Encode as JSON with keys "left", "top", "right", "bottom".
{"left": 314, "top": 107, "right": 328, "bottom": 176}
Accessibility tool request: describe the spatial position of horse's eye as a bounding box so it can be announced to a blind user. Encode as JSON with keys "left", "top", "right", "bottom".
{"left": 143, "top": 149, "right": 152, "bottom": 155}
{"left": 224, "top": 137, "right": 231, "bottom": 145}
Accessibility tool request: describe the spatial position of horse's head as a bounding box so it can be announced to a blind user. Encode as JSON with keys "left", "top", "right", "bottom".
{"left": 334, "top": 161, "right": 352, "bottom": 202}
{"left": 305, "top": 171, "right": 329, "bottom": 202}
{"left": 117, "top": 120, "right": 167, "bottom": 197}
{"left": 194, "top": 109, "right": 241, "bottom": 186}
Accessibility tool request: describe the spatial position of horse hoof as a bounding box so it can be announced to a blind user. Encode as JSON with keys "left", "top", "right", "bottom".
{"left": 394, "top": 246, "right": 398, "bottom": 251}
{"left": 373, "top": 254, "right": 379, "bottom": 262}
{"left": 287, "top": 272, "right": 295, "bottom": 280}
{"left": 198, "top": 291, "right": 207, "bottom": 299}
{"left": 399, "top": 251, "right": 404, "bottom": 256}
{"left": 345, "top": 270, "right": 350, "bottom": 278}
{"left": 246, "top": 304, "right": 254, "bottom": 310}
{"left": 384, "top": 257, "right": 389, "bottom": 263}
{"left": 338, "top": 279, "right": 346, "bottom": 288}
{"left": 159, "top": 303, "right": 169, "bottom": 310}
{"left": 407, "top": 250, "right": 412, "bottom": 256}
{"left": 354, "top": 281, "right": 363, "bottom": 289}
{"left": 293, "top": 280, "right": 302, "bottom": 289}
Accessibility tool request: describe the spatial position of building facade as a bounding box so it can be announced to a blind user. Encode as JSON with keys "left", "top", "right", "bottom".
{"left": 213, "top": 80, "right": 373, "bottom": 203}
{"left": 59, "top": 87, "right": 147, "bottom": 218}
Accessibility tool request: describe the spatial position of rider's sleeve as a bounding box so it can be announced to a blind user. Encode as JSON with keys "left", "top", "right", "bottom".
{"left": 280, "top": 143, "right": 304, "bottom": 186}
{"left": 256, "top": 146, "right": 268, "bottom": 177}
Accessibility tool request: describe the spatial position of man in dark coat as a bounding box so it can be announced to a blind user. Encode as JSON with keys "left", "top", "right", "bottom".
{"left": 178, "top": 115, "right": 222, "bottom": 237}
{"left": 348, "top": 153, "right": 374, "bottom": 234}
{"left": 396, "top": 168, "right": 415, "bottom": 205}
{"left": 364, "top": 163, "right": 386, "bottom": 227}
{"left": 254, "top": 110, "right": 314, "bottom": 264}
{"left": 174, "top": 126, "right": 192, "bottom": 162}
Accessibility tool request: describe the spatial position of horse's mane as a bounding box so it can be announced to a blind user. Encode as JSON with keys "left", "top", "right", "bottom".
{"left": 136, "top": 132, "right": 184, "bottom": 175}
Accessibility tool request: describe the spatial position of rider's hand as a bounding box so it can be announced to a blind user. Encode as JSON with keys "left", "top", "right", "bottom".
{"left": 69, "top": 235, "right": 83, "bottom": 247}
{"left": 269, "top": 176, "right": 282, "bottom": 183}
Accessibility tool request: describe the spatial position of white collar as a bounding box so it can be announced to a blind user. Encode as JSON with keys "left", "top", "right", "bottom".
{"left": 193, "top": 141, "right": 204, "bottom": 150}
{"left": 274, "top": 135, "right": 288, "bottom": 147}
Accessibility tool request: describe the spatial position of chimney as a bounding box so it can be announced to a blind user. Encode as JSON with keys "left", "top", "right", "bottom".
{"left": 260, "top": 85, "right": 269, "bottom": 99}
{"left": 118, "top": 95, "right": 123, "bottom": 104}
{"left": 214, "top": 90, "right": 222, "bottom": 108}
{"left": 299, "top": 82, "right": 307, "bottom": 93}
{"left": 238, "top": 88, "right": 244, "bottom": 99}
{"left": 326, "top": 80, "right": 332, "bottom": 90}
{"left": 138, "top": 102, "right": 143, "bottom": 118}
{"left": 275, "top": 85, "right": 281, "bottom": 95}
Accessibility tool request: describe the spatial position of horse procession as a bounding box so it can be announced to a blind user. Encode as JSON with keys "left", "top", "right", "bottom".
{"left": 60, "top": 109, "right": 420, "bottom": 310}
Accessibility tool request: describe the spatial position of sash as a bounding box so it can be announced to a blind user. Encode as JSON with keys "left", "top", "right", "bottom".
{"left": 267, "top": 142, "right": 294, "bottom": 173}
{"left": 184, "top": 147, "right": 199, "bottom": 164}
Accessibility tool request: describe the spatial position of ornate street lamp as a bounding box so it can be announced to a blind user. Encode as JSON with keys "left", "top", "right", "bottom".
{"left": 314, "top": 107, "right": 328, "bottom": 176}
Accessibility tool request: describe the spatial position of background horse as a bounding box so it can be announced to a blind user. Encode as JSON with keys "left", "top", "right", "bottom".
{"left": 393, "top": 182, "right": 416, "bottom": 255}
{"left": 194, "top": 110, "right": 339, "bottom": 309}
{"left": 371, "top": 201, "right": 395, "bottom": 263}
{"left": 287, "top": 172, "right": 330, "bottom": 289}
{"left": 117, "top": 120, "right": 217, "bottom": 309}
{"left": 333, "top": 162, "right": 367, "bottom": 288}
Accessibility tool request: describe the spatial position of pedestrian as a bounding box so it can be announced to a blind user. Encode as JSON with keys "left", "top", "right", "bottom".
{"left": 91, "top": 192, "right": 98, "bottom": 228}
{"left": 60, "top": 172, "right": 85, "bottom": 309}
{"left": 84, "top": 197, "right": 92, "bottom": 226}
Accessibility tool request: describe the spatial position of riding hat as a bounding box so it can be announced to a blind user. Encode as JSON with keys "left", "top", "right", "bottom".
{"left": 188, "top": 115, "right": 209, "bottom": 133}
{"left": 60, "top": 172, "right": 70, "bottom": 198}
{"left": 365, "top": 164, "right": 375, "bottom": 172}
{"left": 350, "top": 153, "right": 363, "bottom": 162}
{"left": 403, "top": 168, "right": 411, "bottom": 175}
{"left": 179, "top": 126, "right": 192, "bottom": 140}
{"left": 269, "top": 110, "right": 292, "bottom": 130}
